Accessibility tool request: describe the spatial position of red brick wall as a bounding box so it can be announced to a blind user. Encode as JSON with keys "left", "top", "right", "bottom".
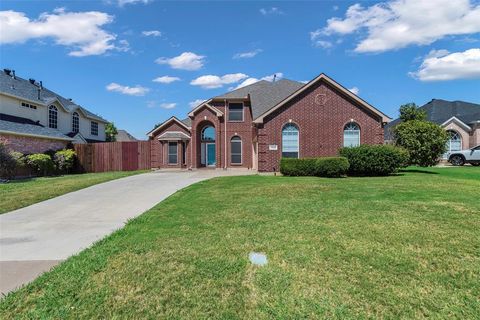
{"left": 257, "top": 80, "right": 385, "bottom": 172}
{"left": 2, "top": 134, "right": 69, "bottom": 154}
{"left": 190, "top": 102, "right": 253, "bottom": 169}
{"left": 149, "top": 121, "right": 190, "bottom": 169}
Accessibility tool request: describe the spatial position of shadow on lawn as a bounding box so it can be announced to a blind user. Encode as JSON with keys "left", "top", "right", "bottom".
{"left": 399, "top": 168, "right": 439, "bottom": 175}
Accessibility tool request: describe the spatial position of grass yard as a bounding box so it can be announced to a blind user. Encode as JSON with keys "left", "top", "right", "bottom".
{"left": 1, "top": 167, "right": 479, "bottom": 318}
{"left": 0, "top": 171, "right": 146, "bottom": 214}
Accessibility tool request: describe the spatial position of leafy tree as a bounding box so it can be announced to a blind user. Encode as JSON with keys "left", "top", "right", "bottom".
{"left": 399, "top": 103, "right": 427, "bottom": 122}
{"left": 105, "top": 122, "right": 118, "bottom": 142}
{"left": 394, "top": 120, "right": 448, "bottom": 167}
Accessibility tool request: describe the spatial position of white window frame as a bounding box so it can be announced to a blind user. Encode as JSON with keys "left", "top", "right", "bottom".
{"left": 48, "top": 105, "right": 58, "bottom": 129}
{"left": 343, "top": 122, "right": 360, "bottom": 147}
{"left": 72, "top": 112, "right": 79, "bottom": 133}
{"left": 228, "top": 102, "right": 244, "bottom": 122}
{"left": 281, "top": 123, "right": 300, "bottom": 158}
{"left": 230, "top": 136, "right": 242, "bottom": 165}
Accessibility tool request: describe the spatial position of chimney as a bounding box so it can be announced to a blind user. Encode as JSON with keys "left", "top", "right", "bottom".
{"left": 40, "top": 81, "right": 43, "bottom": 90}
{"left": 12, "top": 70, "right": 16, "bottom": 79}
{"left": 273, "top": 74, "right": 277, "bottom": 82}
{"left": 37, "top": 87, "right": 41, "bottom": 100}
{"left": 3, "top": 69, "right": 11, "bottom": 76}
{"left": 29, "top": 78, "right": 35, "bottom": 85}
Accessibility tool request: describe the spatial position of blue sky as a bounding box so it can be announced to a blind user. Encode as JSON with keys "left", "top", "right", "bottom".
{"left": 1, "top": 0, "right": 480, "bottom": 139}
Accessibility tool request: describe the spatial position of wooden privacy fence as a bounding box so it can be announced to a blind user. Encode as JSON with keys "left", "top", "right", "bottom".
{"left": 74, "top": 141, "right": 151, "bottom": 173}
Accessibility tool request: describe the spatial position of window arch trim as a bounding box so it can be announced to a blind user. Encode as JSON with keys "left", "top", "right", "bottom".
{"left": 343, "top": 121, "right": 360, "bottom": 147}
{"left": 230, "top": 135, "right": 242, "bottom": 165}
{"left": 281, "top": 122, "right": 300, "bottom": 158}
{"left": 72, "top": 112, "right": 79, "bottom": 133}
{"left": 48, "top": 105, "right": 58, "bottom": 129}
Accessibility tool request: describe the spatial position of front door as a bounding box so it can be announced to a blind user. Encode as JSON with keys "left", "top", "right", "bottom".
{"left": 206, "top": 143, "right": 216, "bottom": 166}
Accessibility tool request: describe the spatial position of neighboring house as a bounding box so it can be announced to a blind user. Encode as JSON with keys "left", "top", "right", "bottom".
{"left": 148, "top": 73, "right": 391, "bottom": 172}
{"left": 385, "top": 99, "right": 480, "bottom": 154}
{"left": 0, "top": 69, "right": 108, "bottom": 154}
{"left": 115, "top": 129, "right": 138, "bottom": 142}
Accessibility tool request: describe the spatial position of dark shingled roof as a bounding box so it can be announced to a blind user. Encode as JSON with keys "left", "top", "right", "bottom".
{"left": 115, "top": 129, "right": 138, "bottom": 142}
{"left": 0, "top": 113, "right": 73, "bottom": 141}
{"left": 0, "top": 70, "right": 108, "bottom": 123}
{"left": 180, "top": 118, "right": 192, "bottom": 127}
{"left": 214, "top": 79, "right": 305, "bottom": 119}
{"left": 385, "top": 99, "right": 480, "bottom": 140}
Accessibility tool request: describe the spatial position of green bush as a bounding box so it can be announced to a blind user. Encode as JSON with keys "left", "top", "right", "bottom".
{"left": 0, "top": 142, "right": 17, "bottom": 179}
{"left": 280, "top": 157, "right": 349, "bottom": 177}
{"left": 339, "top": 144, "right": 409, "bottom": 176}
{"left": 27, "top": 154, "right": 54, "bottom": 176}
{"left": 54, "top": 149, "right": 76, "bottom": 173}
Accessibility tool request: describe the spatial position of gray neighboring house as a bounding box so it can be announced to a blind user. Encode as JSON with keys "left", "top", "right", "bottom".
{"left": 0, "top": 69, "right": 109, "bottom": 154}
{"left": 385, "top": 99, "right": 480, "bottom": 152}
{"left": 115, "top": 129, "right": 138, "bottom": 142}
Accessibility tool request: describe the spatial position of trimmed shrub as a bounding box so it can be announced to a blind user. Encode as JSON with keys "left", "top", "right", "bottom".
{"left": 339, "top": 144, "right": 409, "bottom": 176}
{"left": 280, "top": 157, "right": 349, "bottom": 177}
{"left": 27, "top": 154, "right": 55, "bottom": 176}
{"left": 54, "top": 149, "right": 76, "bottom": 173}
{"left": 0, "top": 142, "right": 17, "bottom": 179}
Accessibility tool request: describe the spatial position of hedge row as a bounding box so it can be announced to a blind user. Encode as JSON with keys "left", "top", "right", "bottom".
{"left": 280, "top": 145, "right": 408, "bottom": 177}
{"left": 280, "top": 157, "right": 349, "bottom": 177}
{"left": 339, "top": 144, "right": 409, "bottom": 176}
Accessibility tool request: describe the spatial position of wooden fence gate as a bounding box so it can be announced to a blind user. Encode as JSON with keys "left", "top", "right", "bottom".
{"left": 74, "top": 141, "right": 151, "bottom": 173}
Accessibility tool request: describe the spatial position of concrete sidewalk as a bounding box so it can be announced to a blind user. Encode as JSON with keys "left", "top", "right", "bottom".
{"left": 0, "top": 169, "right": 255, "bottom": 295}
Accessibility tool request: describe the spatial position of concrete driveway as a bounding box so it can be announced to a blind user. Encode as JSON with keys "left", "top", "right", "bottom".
{"left": 0, "top": 169, "right": 254, "bottom": 295}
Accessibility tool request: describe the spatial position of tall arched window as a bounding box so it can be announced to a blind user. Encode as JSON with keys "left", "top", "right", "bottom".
{"left": 72, "top": 112, "right": 79, "bottom": 133}
{"left": 282, "top": 123, "right": 299, "bottom": 158}
{"left": 446, "top": 130, "right": 462, "bottom": 152}
{"left": 343, "top": 122, "right": 360, "bottom": 147}
{"left": 201, "top": 126, "right": 215, "bottom": 141}
{"left": 48, "top": 105, "right": 58, "bottom": 129}
{"left": 231, "top": 136, "right": 242, "bottom": 164}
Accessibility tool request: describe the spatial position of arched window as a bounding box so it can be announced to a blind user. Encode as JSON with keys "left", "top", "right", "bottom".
{"left": 282, "top": 123, "right": 299, "bottom": 158}
{"left": 48, "top": 105, "right": 58, "bottom": 129}
{"left": 343, "top": 122, "right": 360, "bottom": 147}
{"left": 201, "top": 126, "right": 215, "bottom": 141}
{"left": 72, "top": 112, "right": 79, "bottom": 133}
{"left": 446, "top": 130, "right": 462, "bottom": 152}
{"left": 231, "top": 136, "right": 242, "bottom": 164}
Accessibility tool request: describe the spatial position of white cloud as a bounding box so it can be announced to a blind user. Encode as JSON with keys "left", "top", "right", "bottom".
{"left": 155, "top": 52, "right": 205, "bottom": 70}
{"left": 311, "top": 0, "right": 480, "bottom": 53}
{"left": 106, "top": 82, "right": 149, "bottom": 96}
{"left": 142, "top": 30, "right": 161, "bottom": 37}
{"left": 189, "top": 99, "right": 205, "bottom": 109}
{"left": 233, "top": 72, "right": 284, "bottom": 89}
{"left": 160, "top": 102, "right": 177, "bottom": 109}
{"left": 233, "top": 49, "right": 263, "bottom": 59}
{"left": 349, "top": 87, "right": 360, "bottom": 95}
{"left": 117, "top": 0, "right": 151, "bottom": 7}
{"left": 410, "top": 48, "right": 480, "bottom": 81}
{"left": 260, "top": 7, "right": 284, "bottom": 16}
{"left": 0, "top": 9, "right": 124, "bottom": 57}
{"left": 190, "top": 73, "right": 248, "bottom": 89}
{"left": 152, "top": 76, "right": 180, "bottom": 84}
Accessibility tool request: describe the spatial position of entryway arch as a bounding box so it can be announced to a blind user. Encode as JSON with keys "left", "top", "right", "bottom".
{"left": 198, "top": 122, "right": 216, "bottom": 167}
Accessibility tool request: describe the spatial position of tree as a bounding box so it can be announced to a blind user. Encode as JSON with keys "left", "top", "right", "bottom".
{"left": 105, "top": 122, "right": 118, "bottom": 142}
{"left": 399, "top": 103, "right": 427, "bottom": 122}
{"left": 394, "top": 120, "right": 448, "bottom": 167}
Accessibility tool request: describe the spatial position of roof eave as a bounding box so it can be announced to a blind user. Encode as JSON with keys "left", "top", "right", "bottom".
{"left": 441, "top": 116, "right": 472, "bottom": 131}
{"left": 0, "top": 129, "right": 74, "bottom": 141}
{"left": 146, "top": 116, "right": 191, "bottom": 137}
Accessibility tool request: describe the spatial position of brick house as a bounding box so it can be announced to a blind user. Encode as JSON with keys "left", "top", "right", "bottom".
{"left": 0, "top": 69, "right": 108, "bottom": 154}
{"left": 148, "top": 73, "right": 391, "bottom": 172}
{"left": 385, "top": 99, "right": 480, "bottom": 156}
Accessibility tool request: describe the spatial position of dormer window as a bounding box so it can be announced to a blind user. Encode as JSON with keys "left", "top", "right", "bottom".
{"left": 228, "top": 103, "right": 243, "bottom": 122}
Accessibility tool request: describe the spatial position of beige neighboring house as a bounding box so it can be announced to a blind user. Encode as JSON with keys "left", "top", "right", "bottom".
{"left": 0, "top": 69, "right": 109, "bottom": 154}
{"left": 385, "top": 99, "right": 480, "bottom": 154}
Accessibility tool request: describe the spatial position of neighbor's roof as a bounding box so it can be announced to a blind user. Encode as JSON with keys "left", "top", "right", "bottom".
{"left": 115, "top": 129, "right": 138, "bottom": 142}
{"left": 0, "top": 113, "right": 73, "bottom": 141}
{"left": 0, "top": 70, "right": 108, "bottom": 123}
{"left": 385, "top": 99, "right": 480, "bottom": 139}
{"left": 214, "top": 79, "right": 305, "bottom": 119}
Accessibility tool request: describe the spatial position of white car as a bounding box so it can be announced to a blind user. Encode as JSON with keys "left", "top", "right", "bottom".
{"left": 448, "top": 145, "right": 480, "bottom": 166}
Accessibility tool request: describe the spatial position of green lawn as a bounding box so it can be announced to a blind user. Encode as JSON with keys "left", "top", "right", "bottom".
{"left": 0, "top": 171, "right": 146, "bottom": 214}
{"left": 1, "top": 167, "right": 479, "bottom": 318}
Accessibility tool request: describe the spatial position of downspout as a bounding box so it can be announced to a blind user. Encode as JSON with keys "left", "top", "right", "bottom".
{"left": 224, "top": 99, "right": 227, "bottom": 170}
